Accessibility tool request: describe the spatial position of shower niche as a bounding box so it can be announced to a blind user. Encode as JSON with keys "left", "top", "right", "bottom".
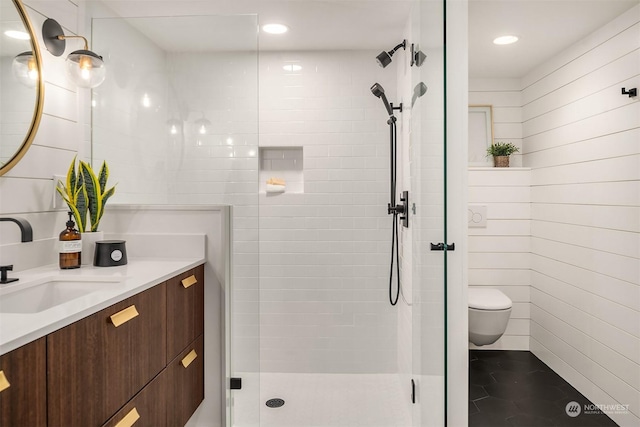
{"left": 259, "top": 147, "right": 304, "bottom": 194}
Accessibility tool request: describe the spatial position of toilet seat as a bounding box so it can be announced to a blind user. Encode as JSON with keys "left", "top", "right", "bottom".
{"left": 468, "top": 288, "right": 512, "bottom": 310}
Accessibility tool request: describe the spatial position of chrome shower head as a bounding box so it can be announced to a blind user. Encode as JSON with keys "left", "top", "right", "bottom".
{"left": 376, "top": 40, "right": 406, "bottom": 68}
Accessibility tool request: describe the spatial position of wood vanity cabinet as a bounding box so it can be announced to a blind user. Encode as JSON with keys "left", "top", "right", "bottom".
{"left": 167, "top": 335, "right": 205, "bottom": 426}
{"left": 2, "top": 264, "right": 205, "bottom": 427}
{"left": 0, "top": 337, "right": 46, "bottom": 427}
{"left": 47, "top": 283, "right": 167, "bottom": 427}
{"left": 102, "top": 369, "right": 168, "bottom": 427}
{"left": 167, "top": 265, "right": 205, "bottom": 361}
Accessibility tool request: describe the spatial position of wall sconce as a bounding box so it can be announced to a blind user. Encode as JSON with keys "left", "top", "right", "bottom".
{"left": 12, "top": 51, "right": 38, "bottom": 87}
{"left": 42, "top": 18, "right": 106, "bottom": 88}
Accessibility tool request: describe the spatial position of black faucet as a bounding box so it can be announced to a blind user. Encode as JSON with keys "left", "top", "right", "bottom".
{"left": 0, "top": 217, "right": 33, "bottom": 242}
{"left": 0, "top": 265, "right": 18, "bottom": 284}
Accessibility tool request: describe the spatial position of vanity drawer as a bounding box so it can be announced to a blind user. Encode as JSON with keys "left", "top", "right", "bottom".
{"left": 0, "top": 337, "right": 46, "bottom": 427}
{"left": 47, "top": 283, "right": 167, "bottom": 427}
{"left": 167, "top": 264, "right": 204, "bottom": 360}
{"left": 166, "top": 335, "right": 204, "bottom": 426}
{"left": 101, "top": 369, "right": 167, "bottom": 427}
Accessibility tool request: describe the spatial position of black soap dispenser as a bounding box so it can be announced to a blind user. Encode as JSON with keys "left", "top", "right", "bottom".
{"left": 59, "top": 212, "right": 82, "bottom": 269}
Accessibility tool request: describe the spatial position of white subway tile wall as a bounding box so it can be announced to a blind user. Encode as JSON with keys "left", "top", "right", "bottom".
{"left": 258, "top": 51, "right": 398, "bottom": 373}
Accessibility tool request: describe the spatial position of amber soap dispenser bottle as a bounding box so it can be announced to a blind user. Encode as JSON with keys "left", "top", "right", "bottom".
{"left": 59, "top": 212, "right": 82, "bottom": 269}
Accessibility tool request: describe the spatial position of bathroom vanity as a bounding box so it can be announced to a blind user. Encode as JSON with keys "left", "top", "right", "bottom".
{"left": 0, "top": 260, "right": 205, "bottom": 427}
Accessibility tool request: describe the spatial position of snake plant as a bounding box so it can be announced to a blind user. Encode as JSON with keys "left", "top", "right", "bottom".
{"left": 56, "top": 156, "right": 116, "bottom": 232}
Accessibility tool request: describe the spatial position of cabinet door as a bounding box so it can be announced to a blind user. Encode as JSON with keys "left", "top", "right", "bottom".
{"left": 102, "top": 369, "right": 167, "bottom": 427}
{"left": 0, "top": 338, "right": 46, "bottom": 427}
{"left": 166, "top": 335, "right": 204, "bottom": 427}
{"left": 47, "top": 283, "right": 167, "bottom": 427}
{"left": 167, "top": 265, "right": 204, "bottom": 360}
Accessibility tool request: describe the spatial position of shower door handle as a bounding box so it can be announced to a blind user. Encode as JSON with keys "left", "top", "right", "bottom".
{"left": 430, "top": 242, "right": 455, "bottom": 251}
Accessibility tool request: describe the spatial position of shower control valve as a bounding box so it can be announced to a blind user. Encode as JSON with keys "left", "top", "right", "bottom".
{"left": 388, "top": 191, "right": 409, "bottom": 228}
{"left": 388, "top": 203, "right": 405, "bottom": 215}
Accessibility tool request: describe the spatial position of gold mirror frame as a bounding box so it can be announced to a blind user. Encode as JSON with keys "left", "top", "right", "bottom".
{"left": 0, "top": 0, "right": 45, "bottom": 176}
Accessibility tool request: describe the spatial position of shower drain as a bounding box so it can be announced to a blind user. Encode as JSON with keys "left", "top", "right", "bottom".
{"left": 265, "top": 398, "right": 285, "bottom": 408}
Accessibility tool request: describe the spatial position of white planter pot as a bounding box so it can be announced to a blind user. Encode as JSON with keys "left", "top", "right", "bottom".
{"left": 80, "top": 231, "right": 104, "bottom": 265}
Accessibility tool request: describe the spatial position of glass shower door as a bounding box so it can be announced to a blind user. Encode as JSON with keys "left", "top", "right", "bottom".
{"left": 411, "top": 0, "right": 447, "bottom": 425}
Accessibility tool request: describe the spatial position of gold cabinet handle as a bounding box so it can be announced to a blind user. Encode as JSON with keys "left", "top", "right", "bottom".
{"left": 0, "top": 370, "right": 10, "bottom": 393}
{"left": 181, "top": 349, "right": 197, "bottom": 368}
{"left": 114, "top": 407, "right": 140, "bottom": 427}
{"left": 110, "top": 305, "right": 139, "bottom": 327}
{"left": 181, "top": 274, "right": 197, "bottom": 288}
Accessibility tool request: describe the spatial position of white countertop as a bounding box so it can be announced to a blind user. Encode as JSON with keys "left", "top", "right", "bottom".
{"left": 0, "top": 257, "right": 204, "bottom": 355}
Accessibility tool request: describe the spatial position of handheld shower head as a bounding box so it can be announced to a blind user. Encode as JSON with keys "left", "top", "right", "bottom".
{"left": 370, "top": 82, "right": 385, "bottom": 98}
{"left": 376, "top": 40, "right": 406, "bottom": 68}
{"left": 370, "top": 82, "right": 393, "bottom": 116}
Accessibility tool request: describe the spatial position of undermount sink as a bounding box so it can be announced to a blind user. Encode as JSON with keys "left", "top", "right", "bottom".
{"left": 0, "top": 277, "right": 123, "bottom": 314}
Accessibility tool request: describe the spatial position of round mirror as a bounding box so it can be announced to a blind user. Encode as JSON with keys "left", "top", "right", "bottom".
{"left": 0, "top": 0, "right": 44, "bottom": 176}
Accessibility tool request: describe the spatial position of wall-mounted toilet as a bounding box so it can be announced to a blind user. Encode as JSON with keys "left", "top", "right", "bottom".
{"left": 468, "top": 288, "right": 512, "bottom": 346}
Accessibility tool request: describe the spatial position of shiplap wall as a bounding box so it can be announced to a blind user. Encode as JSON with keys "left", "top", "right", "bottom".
{"left": 467, "top": 167, "right": 531, "bottom": 350}
{"left": 523, "top": 5, "right": 639, "bottom": 426}
{"left": 0, "top": 1, "right": 82, "bottom": 245}
{"left": 469, "top": 78, "right": 523, "bottom": 167}
{"left": 468, "top": 79, "right": 530, "bottom": 350}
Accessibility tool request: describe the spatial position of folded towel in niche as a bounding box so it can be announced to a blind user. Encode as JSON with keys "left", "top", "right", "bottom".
{"left": 267, "top": 177, "right": 286, "bottom": 186}
{"left": 266, "top": 184, "right": 286, "bottom": 193}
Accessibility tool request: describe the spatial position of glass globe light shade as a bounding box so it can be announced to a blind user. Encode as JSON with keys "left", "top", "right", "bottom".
{"left": 66, "top": 50, "right": 106, "bottom": 88}
{"left": 12, "top": 51, "right": 38, "bottom": 87}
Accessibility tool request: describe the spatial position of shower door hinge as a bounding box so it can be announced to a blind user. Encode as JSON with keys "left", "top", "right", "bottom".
{"left": 411, "top": 379, "right": 416, "bottom": 404}
{"left": 230, "top": 377, "right": 242, "bottom": 390}
{"left": 430, "top": 242, "right": 455, "bottom": 251}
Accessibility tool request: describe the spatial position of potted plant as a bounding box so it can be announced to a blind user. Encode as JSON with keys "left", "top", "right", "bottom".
{"left": 486, "top": 142, "right": 519, "bottom": 167}
{"left": 56, "top": 156, "right": 116, "bottom": 264}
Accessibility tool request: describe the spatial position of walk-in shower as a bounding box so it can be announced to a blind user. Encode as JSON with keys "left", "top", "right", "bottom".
{"left": 91, "top": 1, "right": 449, "bottom": 425}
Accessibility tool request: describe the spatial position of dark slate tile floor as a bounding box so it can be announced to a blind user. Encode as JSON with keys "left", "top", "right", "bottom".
{"left": 469, "top": 350, "right": 619, "bottom": 427}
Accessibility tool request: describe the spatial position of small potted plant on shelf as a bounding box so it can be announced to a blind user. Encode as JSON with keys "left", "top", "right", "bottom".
{"left": 56, "top": 156, "right": 116, "bottom": 264}
{"left": 486, "top": 142, "right": 519, "bottom": 167}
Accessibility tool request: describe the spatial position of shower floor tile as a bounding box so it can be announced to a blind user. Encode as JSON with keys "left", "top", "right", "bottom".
{"left": 233, "top": 373, "right": 420, "bottom": 427}
{"left": 469, "top": 350, "right": 619, "bottom": 427}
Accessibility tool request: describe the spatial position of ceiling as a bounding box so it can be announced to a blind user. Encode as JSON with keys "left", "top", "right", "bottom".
{"left": 97, "top": 0, "right": 639, "bottom": 78}
{"left": 468, "top": 0, "right": 639, "bottom": 78}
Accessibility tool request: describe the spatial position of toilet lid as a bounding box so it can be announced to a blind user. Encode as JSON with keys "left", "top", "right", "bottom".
{"left": 468, "top": 288, "right": 512, "bottom": 310}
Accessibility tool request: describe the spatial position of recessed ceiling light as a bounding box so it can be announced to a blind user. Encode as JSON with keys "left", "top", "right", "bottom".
{"left": 4, "top": 30, "right": 30, "bottom": 40}
{"left": 283, "top": 64, "right": 302, "bottom": 72}
{"left": 493, "top": 35, "right": 519, "bottom": 45}
{"left": 262, "top": 23, "right": 288, "bottom": 35}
